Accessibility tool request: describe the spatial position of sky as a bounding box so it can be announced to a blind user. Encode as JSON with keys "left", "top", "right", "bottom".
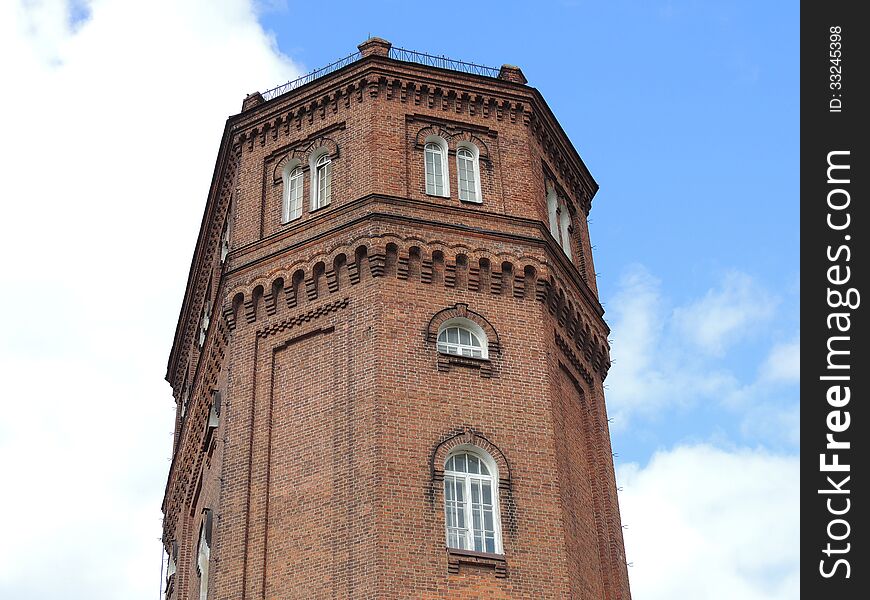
{"left": 0, "top": 1, "right": 798, "bottom": 598}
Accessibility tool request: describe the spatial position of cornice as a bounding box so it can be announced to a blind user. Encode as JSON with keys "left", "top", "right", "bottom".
{"left": 227, "top": 56, "right": 597, "bottom": 202}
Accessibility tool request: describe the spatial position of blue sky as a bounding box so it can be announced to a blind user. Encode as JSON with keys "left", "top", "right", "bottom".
{"left": 260, "top": 2, "right": 801, "bottom": 595}
{"left": 256, "top": 1, "right": 800, "bottom": 460}
{"left": 0, "top": 1, "right": 798, "bottom": 598}
{"left": 261, "top": 0, "right": 800, "bottom": 599}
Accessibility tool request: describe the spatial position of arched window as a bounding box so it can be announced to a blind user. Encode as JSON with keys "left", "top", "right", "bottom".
{"left": 546, "top": 185, "right": 572, "bottom": 258}
{"left": 197, "top": 510, "right": 212, "bottom": 600}
{"left": 424, "top": 137, "right": 449, "bottom": 197}
{"left": 547, "top": 186, "right": 559, "bottom": 240}
{"left": 444, "top": 448, "right": 502, "bottom": 554}
{"left": 282, "top": 164, "right": 303, "bottom": 223}
{"left": 456, "top": 144, "right": 482, "bottom": 203}
{"left": 437, "top": 318, "right": 487, "bottom": 359}
{"left": 312, "top": 153, "right": 332, "bottom": 210}
{"left": 558, "top": 204, "right": 572, "bottom": 259}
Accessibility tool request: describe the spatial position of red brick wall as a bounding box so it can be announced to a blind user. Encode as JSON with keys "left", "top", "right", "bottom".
{"left": 162, "top": 49, "right": 630, "bottom": 600}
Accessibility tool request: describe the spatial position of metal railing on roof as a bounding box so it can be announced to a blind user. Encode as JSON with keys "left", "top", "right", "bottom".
{"left": 261, "top": 46, "right": 501, "bottom": 102}
{"left": 262, "top": 51, "right": 363, "bottom": 101}
{"left": 388, "top": 47, "right": 501, "bottom": 78}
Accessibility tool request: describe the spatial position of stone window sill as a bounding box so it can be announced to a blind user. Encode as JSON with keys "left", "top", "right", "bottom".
{"left": 446, "top": 547, "right": 507, "bottom": 578}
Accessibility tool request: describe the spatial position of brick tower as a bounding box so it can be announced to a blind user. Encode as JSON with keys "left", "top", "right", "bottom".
{"left": 162, "top": 38, "right": 631, "bottom": 600}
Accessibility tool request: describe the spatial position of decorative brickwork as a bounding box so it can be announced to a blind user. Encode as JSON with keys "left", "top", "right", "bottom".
{"left": 162, "top": 39, "right": 630, "bottom": 600}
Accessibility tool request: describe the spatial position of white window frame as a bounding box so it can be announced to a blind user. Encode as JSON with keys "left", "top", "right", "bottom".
{"left": 443, "top": 446, "right": 503, "bottom": 555}
{"left": 310, "top": 152, "right": 332, "bottom": 210}
{"left": 546, "top": 185, "right": 572, "bottom": 258}
{"left": 199, "top": 301, "right": 211, "bottom": 348}
{"left": 546, "top": 186, "right": 559, "bottom": 240}
{"left": 281, "top": 161, "right": 304, "bottom": 223}
{"left": 558, "top": 200, "right": 572, "bottom": 259}
{"left": 197, "top": 519, "right": 210, "bottom": 600}
{"left": 436, "top": 317, "right": 488, "bottom": 359}
{"left": 423, "top": 136, "right": 450, "bottom": 197}
{"left": 456, "top": 143, "right": 482, "bottom": 203}
{"left": 164, "top": 541, "right": 177, "bottom": 599}
{"left": 219, "top": 219, "right": 231, "bottom": 264}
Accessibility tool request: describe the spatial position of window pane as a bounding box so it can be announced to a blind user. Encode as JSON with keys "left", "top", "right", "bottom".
{"left": 446, "top": 508, "right": 456, "bottom": 529}
{"left": 426, "top": 154, "right": 436, "bottom": 194}
{"left": 485, "top": 535, "right": 495, "bottom": 553}
{"left": 468, "top": 454, "right": 480, "bottom": 474}
{"left": 454, "top": 453, "right": 466, "bottom": 473}
{"left": 457, "top": 150, "right": 477, "bottom": 202}
{"left": 474, "top": 532, "right": 484, "bottom": 552}
{"left": 445, "top": 475, "right": 468, "bottom": 550}
{"left": 481, "top": 462, "right": 491, "bottom": 478}
{"left": 448, "top": 530, "right": 463, "bottom": 549}
{"left": 315, "top": 158, "right": 331, "bottom": 208}
{"left": 547, "top": 191, "right": 560, "bottom": 239}
{"left": 288, "top": 168, "right": 303, "bottom": 220}
{"left": 425, "top": 144, "right": 444, "bottom": 195}
{"left": 437, "top": 325, "right": 486, "bottom": 359}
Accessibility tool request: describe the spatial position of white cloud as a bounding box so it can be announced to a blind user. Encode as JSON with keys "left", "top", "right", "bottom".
{"left": 0, "top": 2, "right": 299, "bottom": 598}
{"left": 605, "top": 265, "right": 797, "bottom": 440}
{"left": 673, "top": 271, "right": 777, "bottom": 355}
{"left": 605, "top": 265, "right": 737, "bottom": 427}
{"left": 760, "top": 336, "right": 800, "bottom": 383}
{"left": 618, "top": 444, "right": 799, "bottom": 600}
{"left": 720, "top": 335, "right": 800, "bottom": 445}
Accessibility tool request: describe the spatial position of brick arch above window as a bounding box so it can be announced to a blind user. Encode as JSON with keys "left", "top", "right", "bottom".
{"left": 431, "top": 427, "right": 512, "bottom": 491}
{"left": 425, "top": 303, "right": 501, "bottom": 355}
{"left": 450, "top": 130, "right": 490, "bottom": 162}
{"left": 272, "top": 135, "right": 340, "bottom": 183}
{"left": 414, "top": 125, "right": 490, "bottom": 162}
{"left": 415, "top": 125, "right": 454, "bottom": 149}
